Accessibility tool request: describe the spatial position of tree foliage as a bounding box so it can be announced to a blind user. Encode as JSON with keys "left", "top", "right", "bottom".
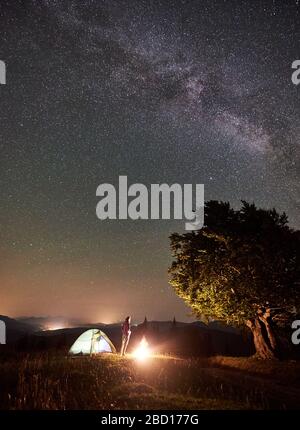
{"left": 169, "top": 201, "right": 300, "bottom": 346}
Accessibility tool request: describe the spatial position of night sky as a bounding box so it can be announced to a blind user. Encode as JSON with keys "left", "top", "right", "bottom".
{"left": 0, "top": 0, "right": 299, "bottom": 323}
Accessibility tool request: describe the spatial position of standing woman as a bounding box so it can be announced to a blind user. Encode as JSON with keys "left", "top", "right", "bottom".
{"left": 120, "top": 316, "right": 131, "bottom": 356}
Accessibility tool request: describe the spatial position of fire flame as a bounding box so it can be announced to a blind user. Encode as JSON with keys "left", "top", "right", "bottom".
{"left": 133, "top": 337, "right": 150, "bottom": 361}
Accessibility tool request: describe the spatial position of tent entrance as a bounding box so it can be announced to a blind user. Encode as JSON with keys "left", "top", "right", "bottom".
{"left": 69, "top": 329, "right": 116, "bottom": 355}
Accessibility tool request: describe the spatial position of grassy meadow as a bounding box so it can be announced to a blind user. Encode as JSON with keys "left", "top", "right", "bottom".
{"left": 0, "top": 352, "right": 300, "bottom": 410}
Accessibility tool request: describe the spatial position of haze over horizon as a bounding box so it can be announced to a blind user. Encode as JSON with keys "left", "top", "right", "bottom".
{"left": 1, "top": 1, "right": 299, "bottom": 322}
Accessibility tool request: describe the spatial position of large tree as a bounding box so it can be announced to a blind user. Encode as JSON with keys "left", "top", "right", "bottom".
{"left": 169, "top": 201, "right": 300, "bottom": 359}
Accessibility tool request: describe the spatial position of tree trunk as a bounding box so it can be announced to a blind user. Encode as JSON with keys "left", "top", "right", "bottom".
{"left": 246, "top": 315, "right": 279, "bottom": 359}
{"left": 258, "top": 309, "right": 278, "bottom": 352}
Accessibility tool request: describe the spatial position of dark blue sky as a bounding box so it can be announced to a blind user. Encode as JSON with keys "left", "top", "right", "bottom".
{"left": 0, "top": 0, "right": 299, "bottom": 322}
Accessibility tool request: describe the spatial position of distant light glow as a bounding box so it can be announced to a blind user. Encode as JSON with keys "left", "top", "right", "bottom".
{"left": 46, "top": 325, "right": 64, "bottom": 331}
{"left": 133, "top": 337, "right": 151, "bottom": 361}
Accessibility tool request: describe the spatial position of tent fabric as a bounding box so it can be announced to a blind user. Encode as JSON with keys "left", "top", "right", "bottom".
{"left": 69, "top": 328, "right": 116, "bottom": 355}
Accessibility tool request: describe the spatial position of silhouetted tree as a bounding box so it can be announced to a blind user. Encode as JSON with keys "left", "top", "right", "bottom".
{"left": 141, "top": 316, "right": 148, "bottom": 336}
{"left": 171, "top": 316, "right": 177, "bottom": 333}
{"left": 169, "top": 201, "right": 300, "bottom": 359}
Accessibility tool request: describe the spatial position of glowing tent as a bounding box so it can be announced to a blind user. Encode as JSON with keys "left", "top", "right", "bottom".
{"left": 69, "top": 329, "right": 116, "bottom": 355}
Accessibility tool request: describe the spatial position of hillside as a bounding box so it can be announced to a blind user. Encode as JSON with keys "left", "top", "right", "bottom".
{"left": 14, "top": 319, "right": 253, "bottom": 357}
{"left": 0, "top": 315, "right": 36, "bottom": 343}
{"left": 0, "top": 353, "right": 299, "bottom": 410}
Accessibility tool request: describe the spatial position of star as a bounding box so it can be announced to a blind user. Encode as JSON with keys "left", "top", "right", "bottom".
{"left": 0, "top": 0, "right": 299, "bottom": 321}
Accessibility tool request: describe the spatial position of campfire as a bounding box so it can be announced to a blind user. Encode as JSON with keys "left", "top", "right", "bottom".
{"left": 132, "top": 337, "right": 151, "bottom": 361}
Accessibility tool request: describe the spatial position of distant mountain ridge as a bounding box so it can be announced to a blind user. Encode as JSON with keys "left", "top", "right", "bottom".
{"left": 0, "top": 314, "right": 240, "bottom": 345}
{"left": 0, "top": 315, "right": 35, "bottom": 332}
{"left": 0, "top": 315, "right": 36, "bottom": 343}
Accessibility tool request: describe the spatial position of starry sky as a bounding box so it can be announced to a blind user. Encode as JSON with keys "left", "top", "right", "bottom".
{"left": 0, "top": 0, "right": 299, "bottom": 323}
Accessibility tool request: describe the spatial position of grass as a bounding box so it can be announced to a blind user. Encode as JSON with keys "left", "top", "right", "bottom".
{"left": 0, "top": 352, "right": 299, "bottom": 410}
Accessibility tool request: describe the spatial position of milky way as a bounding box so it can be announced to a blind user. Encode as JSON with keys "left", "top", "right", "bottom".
{"left": 0, "top": 0, "right": 299, "bottom": 322}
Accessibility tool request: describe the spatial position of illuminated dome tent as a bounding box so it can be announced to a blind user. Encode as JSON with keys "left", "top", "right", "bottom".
{"left": 69, "top": 329, "right": 116, "bottom": 355}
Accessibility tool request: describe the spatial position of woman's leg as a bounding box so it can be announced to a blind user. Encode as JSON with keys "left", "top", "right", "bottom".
{"left": 123, "top": 334, "right": 130, "bottom": 355}
{"left": 120, "top": 335, "right": 125, "bottom": 355}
